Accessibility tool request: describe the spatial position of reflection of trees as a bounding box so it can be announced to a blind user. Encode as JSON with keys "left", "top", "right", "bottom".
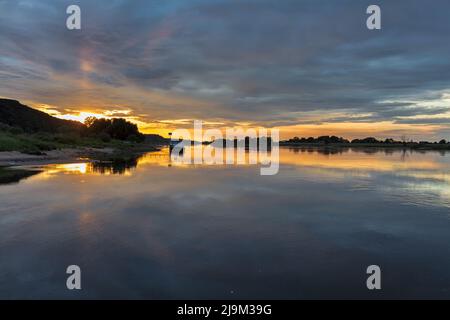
{"left": 400, "top": 149, "right": 409, "bottom": 162}
{"left": 91, "top": 155, "right": 141, "bottom": 175}
{"left": 287, "top": 146, "right": 450, "bottom": 158}
{"left": 288, "top": 147, "right": 349, "bottom": 155}
{"left": 286, "top": 146, "right": 450, "bottom": 168}
{"left": 0, "top": 168, "right": 41, "bottom": 185}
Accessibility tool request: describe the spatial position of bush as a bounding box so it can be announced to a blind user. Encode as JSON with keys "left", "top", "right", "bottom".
{"left": 99, "top": 132, "right": 111, "bottom": 142}
{"left": 52, "top": 133, "right": 79, "bottom": 145}
{"left": 127, "top": 134, "right": 145, "bottom": 143}
{"left": 0, "top": 123, "right": 12, "bottom": 132}
{"left": 84, "top": 117, "right": 144, "bottom": 142}
{"left": 351, "top": 137, "right": 381, "bottom": 144}
{"left": 9, "top": 127, "right": 24, "bottom": 135}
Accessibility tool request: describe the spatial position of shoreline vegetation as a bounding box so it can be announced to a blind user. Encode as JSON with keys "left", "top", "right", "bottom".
{"left": 0, "top": 98, "right": 168, "bottom": 167}
{"left": 280, "top": 135, "right": 450, "bottom": 151}
{"left": 0, "top": 131, "right": 166, "bottom": 166}
{"left": 2, "top": 98, "right": 450, "bottom": 168}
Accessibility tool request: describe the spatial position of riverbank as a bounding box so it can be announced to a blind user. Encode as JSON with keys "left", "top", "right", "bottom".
{"left": 279, "top": 142, "right": 450, "bottom": 151}
{"left": 0, "top": 148, "right": 110, "bottom": 166}
{"left": 0, "top": 143, "right": 162, "bottom": 166}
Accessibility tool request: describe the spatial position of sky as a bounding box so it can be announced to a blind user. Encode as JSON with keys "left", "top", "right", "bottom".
{"left": 0, "top": 0, "right": 450, "bottom": 140}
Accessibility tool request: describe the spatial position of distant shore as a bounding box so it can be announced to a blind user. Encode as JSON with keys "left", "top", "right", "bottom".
{"left": 2, "top": 141, "right": 450, "bottom": 167}
{"left": 279, "top": 142, "right": 450, "bottom": 151}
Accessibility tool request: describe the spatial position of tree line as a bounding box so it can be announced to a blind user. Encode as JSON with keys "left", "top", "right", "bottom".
{"left": 83, "top": 117, "right": 145, "bottom": 142}
{"left": 285, "top": 135, "right": 448, "bottom": 145}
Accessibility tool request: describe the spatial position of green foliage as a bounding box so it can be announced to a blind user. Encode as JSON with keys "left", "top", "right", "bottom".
{"left": 9, "top": 127, "right": 24, "bottom": 135}
{"left": 52, "top": 133, "right": 80, "bottom": 145}
{"left": 0, "top": 123, "right": 11, "bottom": 132}
{"left": 0, "top": 131, "right": 57, "bottom": 153}
{"left": 0, "top": 128, "right": 147, "bottom": 154}
{"left": 0, "top": 99, "right": 148, "bottom": 153}
{"left": 84, "top": 117, "right": 145, "bottom": 142}
{"left": 98, "top": 132, "right": 111, "bottom": 142}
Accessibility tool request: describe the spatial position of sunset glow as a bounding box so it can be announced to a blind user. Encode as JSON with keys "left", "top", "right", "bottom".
{"left": 0, "top": 1, "right": 448, "bottom": 141}
{"left": 2, "top": 0, "right": 450, "bottom": 302}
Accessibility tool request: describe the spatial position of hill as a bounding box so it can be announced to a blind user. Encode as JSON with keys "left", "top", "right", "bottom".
{"left": 0, "top": 98, "right": 167, "bottom": 155}
{"left": 0, "top": 99, "right": 84, "bottom": 133}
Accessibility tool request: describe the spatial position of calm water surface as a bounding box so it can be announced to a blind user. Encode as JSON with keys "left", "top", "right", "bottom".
{"left": 1, "top": 147, "right": 450, "bottom": 299}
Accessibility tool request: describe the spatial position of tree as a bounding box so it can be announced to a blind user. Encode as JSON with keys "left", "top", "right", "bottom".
{"left": 84, "top": 116, "right": 97, "bottom": 128}
{"left": 84, "top": 117, "right": 144, "bottom": 142}
{"left": 351, "top": 137, "right": 381, "bottom": 144}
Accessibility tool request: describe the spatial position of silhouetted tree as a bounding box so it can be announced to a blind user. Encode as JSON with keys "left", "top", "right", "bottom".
{"left": 84, "top": 117, "right": 144, "bottom": 142}
{"left": 351, "top": 137, "right": 381, "bottom": 144}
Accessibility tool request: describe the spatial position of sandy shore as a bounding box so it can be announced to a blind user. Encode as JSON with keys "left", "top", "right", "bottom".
{"left": 0, "top": 148, "right": 115, "bottom": 166}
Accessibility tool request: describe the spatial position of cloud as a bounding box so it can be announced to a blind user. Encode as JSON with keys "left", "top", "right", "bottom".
{"left": 1, "top": 0, "right": 450, "bottom": 138}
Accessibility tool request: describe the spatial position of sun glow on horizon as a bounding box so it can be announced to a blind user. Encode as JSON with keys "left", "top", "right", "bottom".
{"left": 56, "top": 112, "right": 110, "bottom": 123}
{"left": 28, "top": 101, "right": 450, "bottom": 140}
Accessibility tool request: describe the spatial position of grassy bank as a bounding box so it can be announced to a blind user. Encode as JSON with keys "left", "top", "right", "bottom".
{"left": 0, "top": 130, "right": 150, "bottom": 154}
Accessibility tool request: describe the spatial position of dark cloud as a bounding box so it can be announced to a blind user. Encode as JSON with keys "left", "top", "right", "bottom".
{"left": 0, "top": 0, "right": 450, "bottom": 133}
{"left": 395, "top": 118, "right": 450, "bottom": 125}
